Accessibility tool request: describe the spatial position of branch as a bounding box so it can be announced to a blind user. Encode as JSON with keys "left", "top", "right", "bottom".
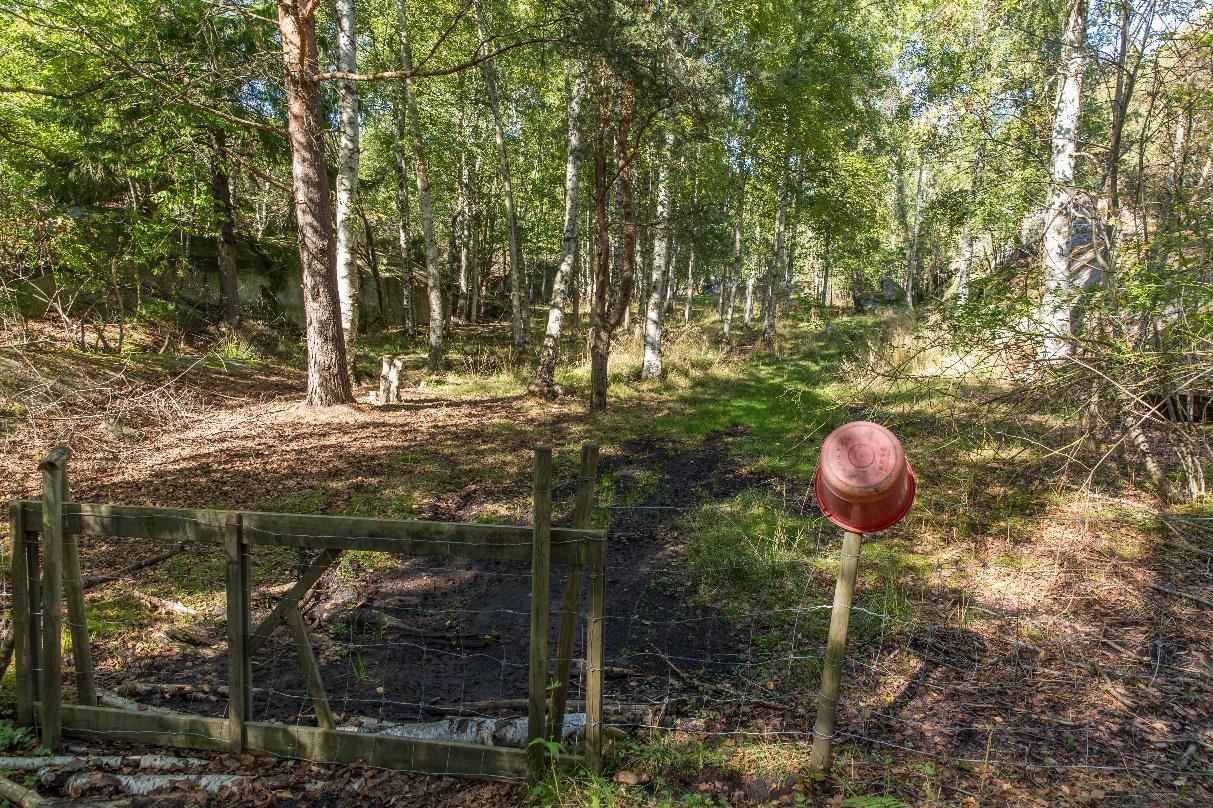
{"left": 314, "top": 36, "right": 560, "bottom": 82}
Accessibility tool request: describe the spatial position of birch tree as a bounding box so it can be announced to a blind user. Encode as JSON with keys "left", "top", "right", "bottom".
{"left": 763, "top": 156, "right": 790, "bottom": 345}
{"left": 395, "top": 0, "right": 445, "bottom": 371}
{"left": 1037, "top": 0, "right": 1089, "bottom": 363}
{"left": 724, "top": 176, "right": 744, "bottom": 339}
{"left": 532, "top": 70, "right": 586, "bottom": 397}
{"left": 474, "top": 0, "right": 527, "bottom": 360}
{"left": 392, "top": 95, "right": 415, "bottom": 332}
{"left": 641, "top": 130, "right": 673, "bottom": 380}
{"left": 335, "top": 0, "right": 360, "bottom": 376}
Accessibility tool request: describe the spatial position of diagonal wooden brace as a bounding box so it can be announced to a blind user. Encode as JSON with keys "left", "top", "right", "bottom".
{"left": 248, "top": 549, "right": 341, "bottom": 656}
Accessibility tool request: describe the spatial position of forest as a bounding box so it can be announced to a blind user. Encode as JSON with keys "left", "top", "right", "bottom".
{"left": 0, "top": 0, "right": 1212, "bottom": 806}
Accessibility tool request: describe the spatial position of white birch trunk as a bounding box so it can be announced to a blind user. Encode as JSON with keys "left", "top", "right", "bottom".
{"left": 474, "top": 0, "right": 527, "bottom": 359}
{"left": 335, "top": 0, "right": 360, "bottom": 374}
{"left": 684, "top": 245, "right": 695, "bottom": 323}
{"left": 763, "top": 161, "right": 790, "bottom": 345}
{"left": 724, "top": 183, "right": 744, "bottom": 339}
{"left": 392, "top": 99, "right": 415, "bottom": 332}
{"left": 905, "top": 159, "right": 924, "bottom": 308}
{"left": 396, "top": 0, "right": 444, "bottom": 370}
{"left": 642, "top": 133, "right": 673, "bottom": 379}
{"left": 531, "top": 70, "right": 586, "bottom": 394}
{"left": 1038, "top": 0, "right": 1089, "bottom": 363}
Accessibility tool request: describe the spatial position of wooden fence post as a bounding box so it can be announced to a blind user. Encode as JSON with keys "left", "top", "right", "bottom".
{"left": 528, "top": 445, "right": 552, "bottom": 776}
{"left": 809, "top": 529, "right": 863, "bottom": 771}
{"left": 549, "top": 443, "right": 599, "bottom": 742}
{"left": 225, "top": 515, "right": 250, "bottom": 752}
{"left": 60, "top": 468, "right": 96, "bottom": 707}
{"left": 9, "top": 502, "right": 34, "bottom": 727}
{"left": 584, "top": 526, "right": 606, "bottom": 773}
{"left": 38, "top": 445, "right": 71, "bottom": 748}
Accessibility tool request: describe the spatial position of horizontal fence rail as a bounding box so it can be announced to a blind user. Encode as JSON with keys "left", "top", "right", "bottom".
{"left": 13, "top": 502, "right": 603, "bottom": 564}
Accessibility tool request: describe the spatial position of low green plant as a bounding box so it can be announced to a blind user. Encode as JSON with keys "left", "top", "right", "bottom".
{"left": 0, "top": 719, "right": 33, "bottom": 752}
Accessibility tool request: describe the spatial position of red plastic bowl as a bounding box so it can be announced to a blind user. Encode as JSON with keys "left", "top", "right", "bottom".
{"left": 814, "top": 421, "right": 915, "bottom": 533}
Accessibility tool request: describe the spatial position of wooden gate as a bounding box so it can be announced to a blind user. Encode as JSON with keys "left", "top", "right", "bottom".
{"left": 7, "top": 444, "right": 605, "bottom": 780}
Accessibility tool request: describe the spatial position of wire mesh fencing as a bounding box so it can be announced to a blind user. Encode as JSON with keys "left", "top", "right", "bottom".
{"left": 590, "top": 498, "right": 1213, "bottom": 800}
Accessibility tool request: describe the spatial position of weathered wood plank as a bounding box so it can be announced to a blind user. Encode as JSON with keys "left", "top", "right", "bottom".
{"left": 225, "top": 517, "right": 249, "bottom": 752}
{"left": 240, "top": 511, "right": 592, "bottom": 563}
{"left": 17, "top": 502, "right": 603, "bottom": 564}
{"left": 59, "top": 471, "right": 96, "bottom": 707}
{"left": 51, "top": 703, "right": 558, "bottom": 779}
{"left": 248, "top": 721, "right": 531, "bottom": 779}
{"left": 56, "top": 704, "right": 229, "bottom": 751}
{"left": 528, "top": 446, "right": 552, "bottom": 775}
{"left": 285, "top": 605, "right": 335, "bottom": 730}
{"left": 40, "top": 462, "right": 64, "bottom": 748}
{"left": 9, "top": 502, "right": 34, "bottom": 727}
{"left": 248, "top": 549, "right": 340, "bottom": 655}
{"left": 549, "top": 443, "right": 599, "bottom": 741}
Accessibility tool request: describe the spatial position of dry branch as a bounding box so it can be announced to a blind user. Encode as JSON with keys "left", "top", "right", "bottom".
{"left": 82, "top": 542, "right": 190, "bottom": 589}
{"left": 1150, "top": 582, "right": 1213, "bottom": 608}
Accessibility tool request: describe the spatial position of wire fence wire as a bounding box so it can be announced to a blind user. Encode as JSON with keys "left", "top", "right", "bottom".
{"left": 592, "top": 499, "right": 1213, "bottom": 797}
{"left": 8, "top": 498, "right": 1213, "bottom": 798}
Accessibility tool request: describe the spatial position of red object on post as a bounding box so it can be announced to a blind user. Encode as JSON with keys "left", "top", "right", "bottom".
{"left": 814, "top": 421, "right": 915, "bottom": 532}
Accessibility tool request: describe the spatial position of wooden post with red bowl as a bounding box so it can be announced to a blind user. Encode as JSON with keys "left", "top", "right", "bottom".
{"left": 810, "top": 421, "right": 915, "bottom": 771}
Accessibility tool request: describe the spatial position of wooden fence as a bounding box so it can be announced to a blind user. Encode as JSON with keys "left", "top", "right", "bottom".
{"left": 7, "top": 443, "right": 606, "bottom": 780}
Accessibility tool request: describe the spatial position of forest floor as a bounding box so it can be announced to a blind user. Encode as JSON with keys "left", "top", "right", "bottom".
{"left": 1, "top": 304, "right": 1211, "bottom": 807}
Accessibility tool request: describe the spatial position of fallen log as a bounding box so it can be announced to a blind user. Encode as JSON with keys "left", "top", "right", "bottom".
{"left": 0, "top": 754, "right": 209, "bottom": 772}
{"left": 126, "top": 588, "right": 199, "bottom": 616}
{"left": 0, "top": 775, "right": 43, "bottom": 808}
{"left": 61, "top": 771, "right": 247, "bottom": 799}
{"left": 354, "top": 713, "right": 587, "bottom": 747}
{"left": 97, "top": 688, "right": 174, "bottom": 715}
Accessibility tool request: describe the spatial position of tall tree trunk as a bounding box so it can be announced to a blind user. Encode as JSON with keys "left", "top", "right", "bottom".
{"left": 532, "top": 70, "right": 586, "bottom": 396}
{"left": 819, "top": 230, "right": 831, "bottom": 307}
{"left": 724, "top": 175, "right": 745, "bottom": 339}
{"left": 949, "top": 143, "right": 984, "bottom": 305}
{"left": 684, "top": 245, "right": 696, "bottom": 324}
{"left": 277, "top": 0, "right": 351, "bottom": 405}
{"left": 335, "top": 0, "right": 360, "bottom": 376}
{"left": 589, "top": 77, "right": 636, "bottom": 412}
{"left": 1037, "top": 0, "right": 1089, "bottom": 363}
{"left": 393, "top": 102, "right": 415, "bottom": 333}
{"left": 642, "top": 131, "right": 672, "bottom": 380}
{"left": 905, "top": 159, "right": 924, "bottom": 308}
{"left": 466, "top": 154, "right": 482, "bottom": 323}
{"left": 209, "top": 128, "right": 240, "bottom": 325}
{"left": 457, "top": 150, "right": 472, "bottom": 320}
{"left": 662, "top": 243, "right": 677, "bottom": 314}
{"left": 763, "top": 158, "right": 790, "bottom": 346}
{"left": 743, "top": 267, "right": 756, "bottom": 324}
{"left": 474, "top": 0, "right": 527, "bottom": 360}
{"left": 396, "top": 0, "right": 444, "bottom": 370}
